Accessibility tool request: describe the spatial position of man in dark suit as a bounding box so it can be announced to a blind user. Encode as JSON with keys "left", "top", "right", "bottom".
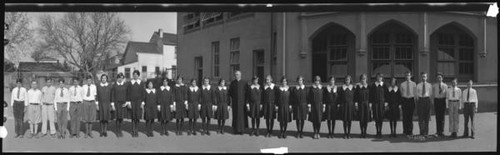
{"left": 228, "top": 70, "right": 249, "bottom": 135}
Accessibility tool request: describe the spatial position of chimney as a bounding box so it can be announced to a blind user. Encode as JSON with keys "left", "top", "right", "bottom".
{"left": 159, "top": 28, "right": 164, "bottom": 38}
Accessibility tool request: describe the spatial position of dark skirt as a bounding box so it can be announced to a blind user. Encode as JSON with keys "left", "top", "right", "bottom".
{"left": 263, "top": 103, "right": 276, "bottom": 120}
{"left": 249, "top": 101, "right": 262, "bottom": 118}
{"left": 128, "top": 100, "right": 143, "bottom": 120}
{"left": 323, "top": 103, "right": 338, "bottom": 121}
{"left": 341, "top": 101, "right": 355, "bottom": 122}
{"left": 114, "top": 101, "right": 128, "bottom": 120}
{"left": 187, "top": 102, "right": 199, "bottom": 119}
{"left": 215, "top": 102, "right": 229, "bottom": 120}
{"left": 143, "top": 105, "right": 157, "bottom": 120}
{"left": 277, "top": 104, "right": 292, "bottom": 123}
{"left": 200, "top": 104, "right": 214, "bottom": 118}
{"left": 158, "top": 104, "right": 173, "bottom": 122}
{"left": 357, "top": 101, "right": 372, "bottom": 123}
{"left": 97, "top": 101, "right": 111, "bottom": 121}
{"left": 372, "top": 101, "right": 385, "bottom": 122}
{"left": 308, "top": 103, "right": 323, "bottom": 123}
{"left": 293, "top": 103, "right": 308, "bottom": 121}
{"left": 387, "top": 102, "right": 400, "bottom": 121}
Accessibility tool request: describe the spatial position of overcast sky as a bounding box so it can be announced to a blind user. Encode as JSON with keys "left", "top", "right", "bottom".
{"left": 22, "top": 12, "right": 177, "bottom": 61}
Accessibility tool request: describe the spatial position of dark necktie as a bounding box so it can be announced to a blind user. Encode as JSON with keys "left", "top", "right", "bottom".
{"left": 406, "top": 81, "right": 410, "bottom": 97}
{"left": 17, "top": 87, "right": 20, "bottom": 100}
{"left": 60, "top": 88, "right": 64, "bottom": 97}
{"left": 452, "top": 88, "right": 455, "bottom": 98}
{"left": 87, "top": 85, "right": 91, "bottom": 97}
{"left": 467, "top": 88, "right": 470, "bottom": 102}
{"left": 439, "top": 83, "right": 442, "bottom": 95}
{"left": 422, "top": 82, "right": 426, "bottom": 97}
{"left": 73, "top": 87, "right": 77, "bottom": 97}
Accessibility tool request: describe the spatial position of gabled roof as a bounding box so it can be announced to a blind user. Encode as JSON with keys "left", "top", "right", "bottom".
{"left": 126, "top": 41, "right": 161, "bottom": 54}
{"left": 18, "top": 61, "right": 65, "bottom": 72}
{"left": 151, "top": 32, "right": 177, "bottom": 46}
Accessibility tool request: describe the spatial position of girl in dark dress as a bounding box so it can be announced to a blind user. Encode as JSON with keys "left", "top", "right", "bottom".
{"left": 277, "top": 77, "right": 292, "bottom": 139}
{"left": 370, "top": 73, "right": 387, "bottom": 138}
{"left": 111, "top": 73, "right": 128, "bottom": 138}
{"left": 200, "top": 77, "right": 215, "bottom": 135}
{"left": 309, "top": 76, "right": 323, "bottom": 139}
{"left": 385, "top": 77, "right": 402, "bottom": 137}
{"left": 248, "top": 76, "right": 262, "bottom": 136}
{"left": 323, "top": 76, "right": 339, "bottom": 139}
{"left": 187, "top": 79, "right": 201, "bottom": 135}
{"left": 127, "top": 70, "right": 145, "bottom": 138}
{"left": 174, "top": 76, "right": 188, "bottom": 135}
{"left": 292, "top": 76, "right": 308, "bottom": 138}
{"left": 96, "top": 74, "right": 112, "bottom": 137}
{"left": 214, "top": 79, "right": 230, "bottom": 134}
{"left": 157, "top": 78, "right": 174, "bottom": 136}
{"left": 262, "top": 75, "right": 277, "bottom": 137}
{"left": 143, "top": 80, "right": 157, "bottom": 137}
{"left": 356, "top": 74, "right": 371, "bottom": 138}
{"left": 339, "top": 75, "right": 355, "bottom": 139}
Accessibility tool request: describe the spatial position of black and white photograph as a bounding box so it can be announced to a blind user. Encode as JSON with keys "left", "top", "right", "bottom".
{"left": 2, "top": 2, "right": 498, "bottom": 153}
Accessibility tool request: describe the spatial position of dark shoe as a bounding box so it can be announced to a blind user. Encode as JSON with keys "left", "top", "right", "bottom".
{"left": 41, "top": 133, "right": 48, "bottom": 137}
{"left": 461, "top": 135, "right": 469, "bottom": 138}
{"left": 300, "top": 133, "right": 304, "bottom": 139}
{"left": 206, "top": 131, "right": 210, "bottom": 136}
{"left": 192, "top": 131, "right": 197, "bottom": 135}
{"left": 187, "top": 130, "right": 191, "bottom": 136}
{"left": 88, "top": 133, "right": 93, "bottom": 138}
{"left": 471, "top": 136, "right": 475, "bottom": 139}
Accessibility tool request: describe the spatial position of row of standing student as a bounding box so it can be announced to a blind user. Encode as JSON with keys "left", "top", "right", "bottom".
{"left": 10, "top": 70, "right": 478, "bottom": 139}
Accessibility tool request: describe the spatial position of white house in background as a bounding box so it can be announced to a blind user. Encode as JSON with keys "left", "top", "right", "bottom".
{"left": 117, "top": 29, "right": 177, "bottom": 80}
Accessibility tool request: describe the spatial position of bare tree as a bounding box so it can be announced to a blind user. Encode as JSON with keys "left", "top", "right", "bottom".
{"left": 37, "top": 12, "right": 130, "bottom": 78}
{"left": 4, "top": 12, "right": 34, "bottom": 66}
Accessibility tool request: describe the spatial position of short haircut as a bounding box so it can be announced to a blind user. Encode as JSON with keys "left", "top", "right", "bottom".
{"left": 46, "top": 78, "right": 53, "bottom": 82}
{"left": 328, "top": 76, "right": 335, "bottom": 81}
{"left": 31, "top": 80, "right": 37, "bottom": 84}
{"left": 296, "top": 76, "right": 304, "bottom": 82}
{"left": 314, "top": 75, "right": 321, "bottom": 82}
{"left": 133, "top": 70, "right": 140, "bottom": 76}
{"left": 16, "top": 79, "right": 22, "bottom": 83}
{"left": 86, "top": 75, "right": 93, "bottom": 80}
{"left": 421, "top": 72, "right": 427, "bottom": 76}
{"left": 58, "top": 78, "right": 65, "bottom": 83}
{"left": 376, "top": 73, "right": 384, "bottom": 77}
{"left": 72, "top": 77, "right": 80, "bottom": 81}
{"left": 100, "top": 74, "right": 108, "bottom": 80}
{"left": 359, "top": 73, "right": 367, "bottom": 80}
{"left": 117, "top": 73, "right": 125, "bottom": 79}
{"left": 218, "top": 78, "right": 225, "bottom": 85}
{"left": 405, "top": 71, "right": 412, "bottom": 75}
{"left": 436, "top": 72, "right": 443, "bottom": 77}
{"left": 252, "top": 76, "right": 259, "bottom": 82}
{"left": 451, "top": 77, "right": 458, "bottom": 82}
{"left": 280, "top": 76, "right": 287, "bottom": 83}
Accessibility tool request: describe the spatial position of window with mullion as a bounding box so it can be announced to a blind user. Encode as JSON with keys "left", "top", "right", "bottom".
{"left": 230, "top": 38, "right": 240, "bottom": 78}
{"left": 211, "top": 41, "right": 220, "bottom": 77}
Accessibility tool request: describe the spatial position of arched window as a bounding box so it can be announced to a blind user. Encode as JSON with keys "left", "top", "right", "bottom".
{"left": 369, "top": 21, "right": 417, "bottom": 79}
{"left": 311, "top": 23, "right": 355, "bottom": 82}
{"left": 430, "top": 23, "right": 475, "bottom": 82}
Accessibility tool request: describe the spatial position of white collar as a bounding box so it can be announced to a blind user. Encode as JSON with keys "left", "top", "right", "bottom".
{"left": 100, "top": 82, "right": 109, "bottom": 87}
{"left": 312, "top": 84, "right": 322, "bottom": 89}
{"left": 388, "top": 86, "right": 398, "bottom": 92}
{"left": 343, "top": 84, "right": 353, "bottom": 91}
{"left": 279, "top": 86, "right": 289, "bottom": 91}
{"left": 202, "top": 85, "right": 211, "bottom": 90}
{"left": 57, "top": 87, "right": 67, "bottom": 91}
{"left": 375, "top": 81, "right": 384, "bottom": 87}
{"left": 264, "top": 83, "right": 275, "bottom": 90}
{"left": 218, "top": 86, "right": 227, "bottom": 90}
{"left": 326, "top": 85, "right": 337, "bottom": 93}
{"left": 296, "top": 85, "right": 305, "bottom": 90}
{"left": 160, "top": 85, "right": 170, "bottom": 91}
{"left": 175, "top": 83, "right": 184, "bottom": 87}
{"left": 131, "top": 79, "right": 141, "bottom": 85}
{"left": 189, "top": 86, "right": 199, "bottom": 92}
{"left": 116, "top": 81, "right": 125, "bottom": 86}
{"left": 357, "top": 83, "right": 368, "bottom": 89}
{"left": 250, "top": 84, "right": 260, "bottom": 89}
{"left": 146, "top": 89, "right": 156, "bottom": 94}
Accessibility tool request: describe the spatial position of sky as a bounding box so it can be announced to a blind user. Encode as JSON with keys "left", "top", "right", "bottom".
{"left": 22, "top": 12, "right": 177, "bottom": 61}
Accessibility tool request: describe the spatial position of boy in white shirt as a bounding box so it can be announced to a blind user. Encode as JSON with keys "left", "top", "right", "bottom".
{"left": 461, "top": 80, "right": 478, "bottom": 139}
{"left": 54, "top": 79, "right": 70, "bottom": 139}
{"left": 446, "top": 78, "right": 461, "bottom": 138}
{"left": 11, "top": 79, "right": 27, "bottom": 138}
{"left": 26, "top": 80, "right": 43, "bottom": 138}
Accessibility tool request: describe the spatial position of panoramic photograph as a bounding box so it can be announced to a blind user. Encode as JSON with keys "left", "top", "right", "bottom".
{"left": 2, "top": 2, "right": 498, "bottom": 153}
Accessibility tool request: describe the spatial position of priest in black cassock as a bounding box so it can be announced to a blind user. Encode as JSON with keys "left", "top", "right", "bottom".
{"left": 228, "top": 70, "right": 249, "bottom": 135}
